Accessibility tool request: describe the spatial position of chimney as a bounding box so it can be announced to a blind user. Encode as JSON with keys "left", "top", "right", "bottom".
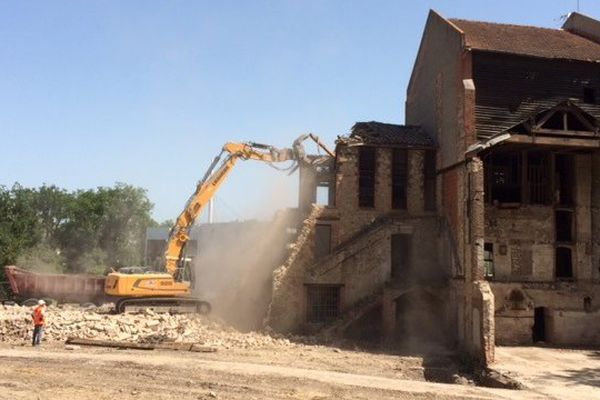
{"left": 562, "top": 12, "right": 600, "bottom": 44}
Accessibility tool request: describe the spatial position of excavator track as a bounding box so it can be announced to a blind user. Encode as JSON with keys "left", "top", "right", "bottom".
{"left": 115, "top": 297, "right": 211, "bottom": 315}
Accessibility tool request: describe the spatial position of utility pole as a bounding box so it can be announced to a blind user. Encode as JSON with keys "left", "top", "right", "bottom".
{"left": 208, "top": 198, "right": 214, "bottom": 224}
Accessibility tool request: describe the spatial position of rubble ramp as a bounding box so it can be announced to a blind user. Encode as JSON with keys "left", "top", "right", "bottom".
{"left": 307, "top": 216, "right": 396, "bottom": 279}
{"left": 317, "top": 293, "right": 382, "bottom": 340}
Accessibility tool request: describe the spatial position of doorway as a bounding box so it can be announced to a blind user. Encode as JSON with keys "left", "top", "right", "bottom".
{"left": 391, "top": 234, "right": 411, "bottom": 283}
{"left": 532, "top": 307, "right": 546, "bottom": 343}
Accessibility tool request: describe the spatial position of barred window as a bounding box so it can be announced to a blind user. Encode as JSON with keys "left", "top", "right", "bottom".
{"left": 306, "top": 285, "right": 341, "bottom": 323}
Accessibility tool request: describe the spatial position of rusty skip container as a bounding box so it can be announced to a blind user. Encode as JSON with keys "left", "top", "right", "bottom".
{"left": 4, "top": 265, "right": 110, "bottom": 305}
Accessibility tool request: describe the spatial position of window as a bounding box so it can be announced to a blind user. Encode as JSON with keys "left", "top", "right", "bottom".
{"left": 555, "top": 154, "right": 574, "bottom": 206}
{"left": 316, "top": 184, "right": 331, "bottom": 206}
{"left": 484, "top": 243, "right": 494, "bottom": 278}
{"left": 391, "top": 149, "right": 408, "bottom": 209}
{"left": 556, "top": 246, "right": 573, "bottom": 280}
{"left": 486, "top": 151, "right": 522, "bottom": 203}
{"left": 314, "top": 224, "right": 332, "bottom": 259}
{"left": 358, "top": 147, "right": 376, "bottom": 208}
{"left": 424, "top": 151, "right": 436, "bottom": 211}
{"left": 527, "top": 151, "right": 551, "bottom": 205}
{"left": 484, "top": 150, "right": 554, "bottom": 205}
{"left": 306, "top": 285, "right": 341, "bottom": 323}
{"left": 584, "top": 87, "right": 596, "bottom": 104}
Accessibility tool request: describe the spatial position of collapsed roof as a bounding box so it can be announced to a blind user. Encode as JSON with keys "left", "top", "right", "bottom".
{"left": 340, "top": 121, "right": 435, "bottom": 148}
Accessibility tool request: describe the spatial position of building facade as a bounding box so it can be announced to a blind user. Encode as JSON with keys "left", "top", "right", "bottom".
{"left": 267, "top": 11, "right": 600, "bottom": 364}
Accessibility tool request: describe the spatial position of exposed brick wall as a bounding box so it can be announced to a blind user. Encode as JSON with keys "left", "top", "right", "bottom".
{"left": 267, "top": 142, "right": 442, "bottom": 336}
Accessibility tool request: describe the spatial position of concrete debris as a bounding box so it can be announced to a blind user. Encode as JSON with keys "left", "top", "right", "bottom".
{"left": 0, "top": 304, "right": 311, "bottom": 349}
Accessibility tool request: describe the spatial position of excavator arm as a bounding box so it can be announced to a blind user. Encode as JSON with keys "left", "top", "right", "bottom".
{"left": 164, "top": 141, "right": 300, "bottom": 276}
{"left": 105, "top": 134, "right": 333, "bottom": 313}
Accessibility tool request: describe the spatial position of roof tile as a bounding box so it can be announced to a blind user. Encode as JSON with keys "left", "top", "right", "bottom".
{"left": 450, "top": 19, "right": 600, "bottom": 62}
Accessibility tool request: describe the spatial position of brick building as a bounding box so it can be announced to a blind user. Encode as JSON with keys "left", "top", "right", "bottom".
{"left": 267, "top": 11, "right": 600, "bottom": 364}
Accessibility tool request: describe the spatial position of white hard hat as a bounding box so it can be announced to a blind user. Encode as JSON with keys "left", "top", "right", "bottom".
{"left": 38, "top": 299, "right": 46, "bottom": 305}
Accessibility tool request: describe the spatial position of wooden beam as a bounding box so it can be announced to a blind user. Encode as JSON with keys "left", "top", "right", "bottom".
{"left": 66, "top": 337, "right": 155, "bottom": 350}
{"left": 567, "top": 107, "right": 598, "bottom": 132}
{"left": 507, "top": 134, "right": 600, "bottom": 148}
{"left": 534, "top": 109, "right": 557, "bottom": 130}
{"left": 531, "top": 128, "right": 598, "bottom": 137}
{"left": 65, "top": 337, "right": 218, "bottom": 353}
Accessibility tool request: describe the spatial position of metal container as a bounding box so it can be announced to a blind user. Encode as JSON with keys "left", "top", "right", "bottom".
{"left": 3, "top": 265, "right": 110, "bottom": 305}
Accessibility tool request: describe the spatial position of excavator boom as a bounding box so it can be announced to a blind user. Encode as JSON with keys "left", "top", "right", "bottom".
{"left": 105, "top": 135, "right": 332, "bottom": 313}
{"left": 164, "top": 142, "right": 298, "bottom": 276}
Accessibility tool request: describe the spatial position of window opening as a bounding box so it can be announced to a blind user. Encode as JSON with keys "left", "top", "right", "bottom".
{"left": 484, "top": 243, "right": 494, "bottom": 278}
{"left": 532, "top": 307, "right": 546, "bottom": 342}
{"left": 424, "top": 151, "right": 436, "bottom": 211}
{"left": 555, "top": 246, "right": 573, "bottom": 279}
{"left": 391, "top": 234, "right": 411, "bottom": 282}
{"left": 314, "top": 224, "right": 332, "bottom": 259}
{"left": 316, "top": 184, "right": 331, "bottom": 206}
{"left": 567, "top": 113, "right": 587, "bottom": 131}
{"left": 306, "top": 285, "right": 340, "bottom": 323}
{"left": 392, "top": 149, "right": 408, "bottom": 210}
{"left": 544, "top": 112, "right": 565, "bottom": 130}
{"left": 486, "top": 151, "right": 522, "bottom": 203}
{"left": 358, "top": 147, "right": 376, "bottom": 208}
{"left": 555, "top": 154, "right": 574, "bottom": 206}
{"left": 527, "top": 151, "right": 551, "bottom": 204}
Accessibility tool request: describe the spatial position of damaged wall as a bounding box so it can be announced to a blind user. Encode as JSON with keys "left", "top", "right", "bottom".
{"left": 485, "top": 152, "right": 600, "bottom": 346}
{"left": 267, "top": 142, "right": 445, "bottom": 343}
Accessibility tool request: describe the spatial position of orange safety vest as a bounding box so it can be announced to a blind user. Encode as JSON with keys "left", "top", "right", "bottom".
{"left": 32, "top": 306, "right": 45, "bottom": 326}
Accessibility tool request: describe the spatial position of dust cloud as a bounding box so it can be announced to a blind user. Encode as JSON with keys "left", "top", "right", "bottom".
{"left": 191, "top": 179, "right": 298, "bottom": 332}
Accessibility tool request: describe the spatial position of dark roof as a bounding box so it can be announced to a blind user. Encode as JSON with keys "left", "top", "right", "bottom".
{"left": 349, "top": 122, "right": 434, "bottom": 147}
{"left": 476, "top": 98, "right": 600, "bottom": 139}
{"left": 449, "top": 19, "right": 600, "bottom": 62}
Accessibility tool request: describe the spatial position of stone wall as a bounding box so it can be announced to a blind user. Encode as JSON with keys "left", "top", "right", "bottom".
{"left": 266, "top": 205, "right": 325, "bottom": 333}
{"left": 406, "top": 10, "right": 467, "bottom": 169}
{"left": 491, "top": 281, "right": 600, "bottom": 345}
{"left": 546, "top": 309, "right": 600, "bottom": 346}
{"left": 267, "top": 142, "right": 442, "bottom": 336}
{"left": 485, "top": 206, "right": 554, "bottom": 281}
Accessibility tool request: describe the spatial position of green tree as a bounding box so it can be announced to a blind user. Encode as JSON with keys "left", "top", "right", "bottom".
{"left": 0, "top": 182, "right": 156, "bottom": 275}
{"left": 0, "top": 184, "right": 40, "bottom": 266}
{"left": 97, "top": 183, "right": 155, "bottom": 268}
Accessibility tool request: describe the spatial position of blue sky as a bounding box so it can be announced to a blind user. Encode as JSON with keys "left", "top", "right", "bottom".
{"left": 1, "top": 0, "right": 598, "bottom": 222}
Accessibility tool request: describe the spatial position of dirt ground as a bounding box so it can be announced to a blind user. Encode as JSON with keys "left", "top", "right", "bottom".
{"left": 493, "top": 346, "right": 600, "bottom": 400}
{"left": 0, "top": 342, "right": 547, "bottom": 400}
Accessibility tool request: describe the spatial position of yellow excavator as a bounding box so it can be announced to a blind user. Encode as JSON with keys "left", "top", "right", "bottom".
{"left": 104, "top": 135, "right": 332, "bottom": 313}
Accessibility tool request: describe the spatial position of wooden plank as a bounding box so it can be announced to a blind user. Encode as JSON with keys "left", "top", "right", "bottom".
{"left": 190, "top": 344, "right": 218, "bottom": 353}
{"left": 65, "top": 338, "right": 217, "bottom": 353}
{"left": 531, "top": 128, "right": 598, "bottom": 137}
{"left": 507, "top": 135, "right": 600, "bottom": 148}
{"left": 66, "top": 337, "right": 155, "bottom": 350}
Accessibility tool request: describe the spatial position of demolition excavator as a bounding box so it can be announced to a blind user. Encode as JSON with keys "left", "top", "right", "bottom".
{"left": 104, "top": 135, "right": 333, "bottom": 313}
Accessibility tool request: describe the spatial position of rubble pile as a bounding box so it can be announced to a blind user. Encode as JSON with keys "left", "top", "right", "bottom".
{"left": 0, "top": 304, "right": 298, "bottom": 349}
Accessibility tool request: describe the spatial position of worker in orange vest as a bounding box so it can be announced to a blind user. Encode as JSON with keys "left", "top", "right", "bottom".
{"left": 31, "top": 299, "right": 46, "bottom": 346}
